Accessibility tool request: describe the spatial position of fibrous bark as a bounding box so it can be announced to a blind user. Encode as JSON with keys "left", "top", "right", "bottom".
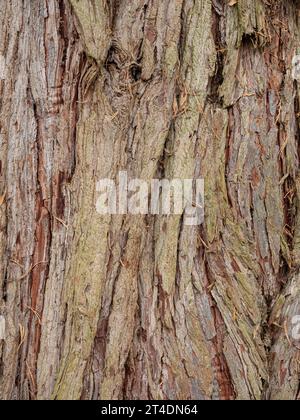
{"left": 0, "top": 0, "right": 300, "bottom": 400}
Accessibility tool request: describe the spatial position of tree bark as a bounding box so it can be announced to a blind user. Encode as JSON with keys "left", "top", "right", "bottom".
{"left": 0, "top": 0, "right": 300, "bottom": 400}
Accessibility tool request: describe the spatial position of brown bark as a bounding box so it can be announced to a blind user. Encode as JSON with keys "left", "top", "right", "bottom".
{"left": 0, "top": 0, "right": 300, "bottom": 400}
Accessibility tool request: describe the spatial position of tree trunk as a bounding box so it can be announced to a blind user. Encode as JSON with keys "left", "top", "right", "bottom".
{"left": 0, "top": 0, "right": 300, "bottom": 401}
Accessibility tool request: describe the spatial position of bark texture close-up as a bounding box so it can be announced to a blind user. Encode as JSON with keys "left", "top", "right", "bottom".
{"left": 1, "top": 0, "right": 300, "bottom": 400}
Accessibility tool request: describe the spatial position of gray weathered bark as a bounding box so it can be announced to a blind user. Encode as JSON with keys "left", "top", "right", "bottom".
{"left": 0, "top": 0, "right": 300, "bottom": 400}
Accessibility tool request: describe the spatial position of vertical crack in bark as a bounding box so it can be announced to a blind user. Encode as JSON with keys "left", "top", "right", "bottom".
{"left": 209, "top": 1, "right": 225, "bottom": 106}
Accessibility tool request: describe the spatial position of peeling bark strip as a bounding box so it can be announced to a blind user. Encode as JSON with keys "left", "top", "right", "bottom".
{"left": 0, "top": 0, "right": 300, "bottom": 400}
